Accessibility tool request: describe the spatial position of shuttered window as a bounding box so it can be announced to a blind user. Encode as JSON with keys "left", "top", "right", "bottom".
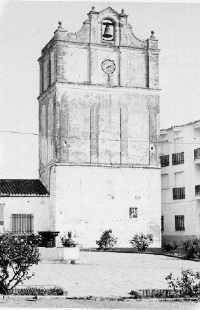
{"left": 172, "top": 152, "right": 184, "bottom": 165}
{"left": 160, "top": 155, "right": 169, "bottom": 167}
{"left": 11, "top": 214, "right": 33, "bottom": 234}
{"left": 173, "top": 187, "right": 185, "bottom": 200}
{"left": 129, "top": 207, "right": 138, "bottom": 218}
{"left": 175, "top": 215, "right": 185, "bottom": 231}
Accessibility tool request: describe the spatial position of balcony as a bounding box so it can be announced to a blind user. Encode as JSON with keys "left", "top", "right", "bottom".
{"left": 195, "top": 185, "right": 200, "bottom": 199}
{"left": 194, "top": 148, "right": 200, "bottom": 164}
{"left": 173, "top": 187, "right": 185, "bottom": 200}
{"left": 160, "top": 155, "right": 169, "bottom": 167}
{"left": 172, "top": 152, "right": 184, "bottom": 165}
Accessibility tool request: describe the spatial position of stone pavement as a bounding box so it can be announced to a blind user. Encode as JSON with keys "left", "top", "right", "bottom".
{"left": 24, "top": 252, "right": 200, "bottom": 297}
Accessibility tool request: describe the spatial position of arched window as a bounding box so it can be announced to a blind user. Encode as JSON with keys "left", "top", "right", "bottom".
{"left": 102, "top": 18, "right": 115, "bottom": 42}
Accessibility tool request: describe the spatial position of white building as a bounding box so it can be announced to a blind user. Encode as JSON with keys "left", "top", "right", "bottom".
{"left": 0, "top": 180, "right": 50, "bottom": 234}
{"left": 38, "top": 6, "right": 161, "bottom": 248}
{"left": 160, "top": 120, "right": 200, "bottom": 245}
{"left": 0, "top": 7, "right": 162, "bottom": 248}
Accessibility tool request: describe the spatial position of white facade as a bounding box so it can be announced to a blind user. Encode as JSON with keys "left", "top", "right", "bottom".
{"left": 0, "top": 196, "right": 50, "bottom": 234}
{"left": 38, "top": 7, "right": 161, "bottom": 248}
{"left": 160, "top": 120, "right": 200, "bottom": 244}
{"left": 49, "top": 165, "right": 161, "bottom": 248}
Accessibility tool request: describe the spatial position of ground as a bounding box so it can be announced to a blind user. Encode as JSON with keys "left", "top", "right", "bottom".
{"left": 23, "top": 252, "right": 200, "bottom": 297}
{"left": 0, "top": 297, "right": 199, "bottom": 309}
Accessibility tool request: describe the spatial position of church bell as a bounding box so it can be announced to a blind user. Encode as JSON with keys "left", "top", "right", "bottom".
{"left": 102, "top": 22, "right": 113, "bottom": 39}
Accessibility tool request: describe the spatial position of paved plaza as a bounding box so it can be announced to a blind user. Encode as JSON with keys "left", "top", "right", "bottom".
{"left": 24, "top": 252, "right": 200, "bottom": 297}
{"left": 0, "top": 297, "right": 199, "bottom": 309}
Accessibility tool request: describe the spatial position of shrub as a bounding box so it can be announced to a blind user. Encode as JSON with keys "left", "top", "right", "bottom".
{"left": 61, "top": 232, "right": 76, "bottom": 247}
{"left": 96, "top": 229, "right": 117, "bottom": 250}
{"left": 0, "top": 233, "right": 40, "bottom": 295}
{"left": 129, "top": 290, "right": 142, "bottom": 299}
{"left": 165, "top": 269, "right": 200, "bottom": 297}
{"left": 182, "top": 239, "right": 200, "bottom": 259}
{"left": 12, "top": 286, "right": 65, "bottom": 296}
{"left": 162, "top": 241, "right": 178, "bottom": 253}
{"left": 129, "top": 233, "right": 153, "bottom": 253}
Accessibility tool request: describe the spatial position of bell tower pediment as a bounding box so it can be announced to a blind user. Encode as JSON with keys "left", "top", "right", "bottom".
{"left": 53, "top": 6, "right": 152, "bottom": 49}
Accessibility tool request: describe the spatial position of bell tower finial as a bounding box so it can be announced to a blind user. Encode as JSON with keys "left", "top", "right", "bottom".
{"left": 58, "top": 21, "right": 63, "bottom": 29}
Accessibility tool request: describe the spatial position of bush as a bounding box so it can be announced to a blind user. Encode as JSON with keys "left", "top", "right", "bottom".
{"left": 60, "top": 232, "right": 76, "bottom": 247}
{"left": 130, "top": 233, "right": 153, "bottom": 252}
{"left": 96, "top": 229, "right": 117, "bottom": 250}
{"left": 12, "top": 286, "right": 65, "bottom": 296}
{"left": 0, "top": 233, "right": 40, "bottom": 295}
{"left": 128, "top": 290, "right": 142, "bottom": 299}
{"left": 162, "top": 242, "right": 178, "bottom": 253}
{"left": 165, "top": 269, "right": 200, "bottom": 297}
{"left": 182, "top": 239, "right": 200, "bottom": 259}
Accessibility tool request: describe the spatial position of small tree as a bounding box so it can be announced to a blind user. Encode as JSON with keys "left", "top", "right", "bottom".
{"left": 0, "top": 233, "right": 40, "bottom": 295}
{"left": 162, "top": 241, "right": 178, "bottom": 253}
{"left": 165, "top": 269, "right": 200, "bottom": 297}
{"left": 60, "top": 232, "right": 77, "bottom": 247}
{"left": 96, "top": 229, "right": 117, "bottom": 250}
{"left": 130, "top": 233, "right": 153, "bottom": 253}
{"left": 182, "top": 239, "right": 200, "bottom": 259}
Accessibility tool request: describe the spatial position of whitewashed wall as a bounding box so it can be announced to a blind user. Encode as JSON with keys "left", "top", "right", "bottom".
{"left": 50, "top": 165, "right": 161, "bottom": 248}
{"left": 0, "top": 197, "right": 50, "bottom": 233}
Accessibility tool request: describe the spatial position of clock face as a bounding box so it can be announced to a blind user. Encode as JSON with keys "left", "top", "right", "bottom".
{"left": 101, "top": 59, "right": 116, "bottom": 75}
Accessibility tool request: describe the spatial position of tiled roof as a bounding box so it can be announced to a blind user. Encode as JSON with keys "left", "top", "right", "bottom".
{"left": 0, "top": 179, "right": 49, "bottom": 197}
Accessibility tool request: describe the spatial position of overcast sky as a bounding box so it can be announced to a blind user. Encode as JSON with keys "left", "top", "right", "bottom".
{"left": 0, "top": 0, "right": 200, "bottom": 178}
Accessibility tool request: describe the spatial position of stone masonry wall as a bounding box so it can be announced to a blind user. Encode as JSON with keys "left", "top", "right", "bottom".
{"left": 56, "top": 85, "right": 159, "bottom": 166}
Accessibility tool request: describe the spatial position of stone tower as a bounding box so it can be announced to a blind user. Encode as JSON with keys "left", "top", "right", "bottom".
{"left": 38, "top": 7, "right": 161, "bottom": 247}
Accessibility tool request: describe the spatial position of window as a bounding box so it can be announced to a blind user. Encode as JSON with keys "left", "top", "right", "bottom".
{"left": 102, "top": 19, "right": 115, "bottom": 41}
{"left": 161, "top": 216, "right": 164, "bottom": 232}
{"left": 160, "top": 155, "right": 169, "bottom": 167}
{"left": 173, "top": 187, "right": 185, "bottom": 200}
{"left": 172, "top": 152, "right": 184, "bottom": 165}
{"left": 195, "top": 185, "right": 200, "bottom": 196}
{"left": 11, "top": 214, "right": 33, "bottom": 234}
{"left": 129, "top": 207, "right": 138, "bottom": 219}
{"left": 0, "top": 203, "right": 4, "bottom": 226}
{"left": 175, "top": 215, "right": 185, "bottom": 231}
{"left": 194, "top": 148, "right": 200, "bottom": 160}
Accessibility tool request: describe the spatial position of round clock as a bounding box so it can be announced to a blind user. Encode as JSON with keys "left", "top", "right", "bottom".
{"left": 101, "top": 59, "right": 116, "bottom": 75}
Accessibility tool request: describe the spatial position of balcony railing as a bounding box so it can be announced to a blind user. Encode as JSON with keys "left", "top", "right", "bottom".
{"left": 194, "top": 148, "right": 200, "bottom": 160}
{"left": 160, "top": 155, "right": 169, "bottom": 167}
{"left": 195, "top": 185, "right": 200, "bottom": 197}
{"left": 172, "top": 152, "right": 184, "bottom": 165}
{"left": 173, "top": 187, "right": 185, "bottom": 200}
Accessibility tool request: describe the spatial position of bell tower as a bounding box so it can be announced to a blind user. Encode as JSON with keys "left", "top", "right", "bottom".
{"left": 38, "top": 6, "right": 161, "bottom": 247}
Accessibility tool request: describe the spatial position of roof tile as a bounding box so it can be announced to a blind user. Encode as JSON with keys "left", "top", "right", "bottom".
{"left": 0, "top": 179, "right": 49, "bottom": 196}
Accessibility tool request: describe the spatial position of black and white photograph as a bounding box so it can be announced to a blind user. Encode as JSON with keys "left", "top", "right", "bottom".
{"left": 0, "top": 1, "right": 200, "bottom": 308}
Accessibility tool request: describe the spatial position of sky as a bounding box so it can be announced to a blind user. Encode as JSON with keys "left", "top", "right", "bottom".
{"left": 1, "top": 0, "right": 200, "bottom": 178}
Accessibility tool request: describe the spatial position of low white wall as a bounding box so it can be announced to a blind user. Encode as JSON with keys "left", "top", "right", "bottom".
{"left": 39, "top": 247, "right": 79, "bottom": 261}
{"left": 51, "top": 165, "right": 161, "bottom": 248}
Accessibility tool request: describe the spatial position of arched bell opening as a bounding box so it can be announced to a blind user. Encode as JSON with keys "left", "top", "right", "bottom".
{"left": 101, "top": 18, "right": 115, "bottom": 42}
